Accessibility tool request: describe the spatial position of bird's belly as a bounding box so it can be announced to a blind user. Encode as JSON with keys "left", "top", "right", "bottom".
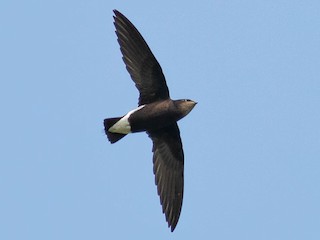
{"left": 129, "top": 111, "right": 177, "bottom": 133}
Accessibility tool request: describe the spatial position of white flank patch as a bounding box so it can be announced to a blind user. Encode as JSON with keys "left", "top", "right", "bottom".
{"left": 108, "top": 105, "right": 145, "bottom": 134}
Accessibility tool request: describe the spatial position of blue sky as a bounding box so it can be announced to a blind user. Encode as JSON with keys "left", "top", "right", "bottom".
{"left": 1, "top": 1, "right": 320, "bottom": 239}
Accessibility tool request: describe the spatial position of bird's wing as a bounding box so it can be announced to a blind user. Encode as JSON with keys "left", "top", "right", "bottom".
{"left": 113, "top": 10, "right": 170, "bottom": 105}
{"left": 147, "top": 123, "right": 184, "bottom": 232}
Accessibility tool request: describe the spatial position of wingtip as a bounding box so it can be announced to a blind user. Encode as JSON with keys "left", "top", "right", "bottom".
{"left": 169, "top": 216, "right": 179, "bottom": 232}
{"left": 113, "top": 9, "right": 119, "bottom": 19}
{"left": 113, "top": 9, "right": 123, "bottom": 17}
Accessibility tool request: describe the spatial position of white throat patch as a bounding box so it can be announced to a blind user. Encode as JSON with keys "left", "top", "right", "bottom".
{"left": 108, "top": 105, "right": 145, "bottom": 134}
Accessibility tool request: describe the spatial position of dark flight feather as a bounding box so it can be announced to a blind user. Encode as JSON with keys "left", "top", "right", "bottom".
{"left": 104, "top": 117, "right": 127, "bottom": 143}
{"left": 113, "top": 10, "right": 170, "bottom": 106}
{"left": 148, "top": 123, "right": 184, "bottom": 232}
{"left": 110, "top": 10, "right": 194, "bottom": 232}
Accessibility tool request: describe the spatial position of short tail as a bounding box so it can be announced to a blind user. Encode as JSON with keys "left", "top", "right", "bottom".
{"left": 104, "top": 117, "right": 127, "bottom": 144}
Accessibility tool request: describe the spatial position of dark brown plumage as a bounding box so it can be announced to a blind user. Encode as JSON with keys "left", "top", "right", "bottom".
{"left": 113, "top": 10, "right": 169, "bottom": 106}
{"left": 104, "top": 10, "right": 196, "bottom": 231}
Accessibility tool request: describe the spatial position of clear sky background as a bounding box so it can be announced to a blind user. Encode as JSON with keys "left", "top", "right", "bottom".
{"left": 1, "top": 1, "right": 320, "bottom": 239}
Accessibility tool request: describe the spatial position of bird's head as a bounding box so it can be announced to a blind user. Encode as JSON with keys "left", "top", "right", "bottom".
{"left": 174, "top": 99, "right": 197, "bottom": 118}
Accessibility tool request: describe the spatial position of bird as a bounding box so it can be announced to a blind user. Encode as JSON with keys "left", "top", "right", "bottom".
{"left": 104, "top": 9, "right": 197, "bottom": 232}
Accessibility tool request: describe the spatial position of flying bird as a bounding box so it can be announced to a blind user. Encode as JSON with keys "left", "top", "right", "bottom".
{"left": 104, "top": 9, "right": 197, "bottom": 232}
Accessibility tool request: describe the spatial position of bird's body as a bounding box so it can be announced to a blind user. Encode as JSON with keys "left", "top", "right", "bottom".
{"left": 108, "top": 99, "right": 195, "bottom": 135}
{"left": 104, "top": 10, "right": 196, "bottom": 231}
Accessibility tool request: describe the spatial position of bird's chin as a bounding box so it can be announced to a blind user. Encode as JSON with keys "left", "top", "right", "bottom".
{"left": 185, "top": 102, "right": 197, "bottom": 115}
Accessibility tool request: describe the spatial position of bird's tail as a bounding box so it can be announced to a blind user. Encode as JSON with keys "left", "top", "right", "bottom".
{"left": 104, "top": 117, "right": 127, "bottom": 143}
